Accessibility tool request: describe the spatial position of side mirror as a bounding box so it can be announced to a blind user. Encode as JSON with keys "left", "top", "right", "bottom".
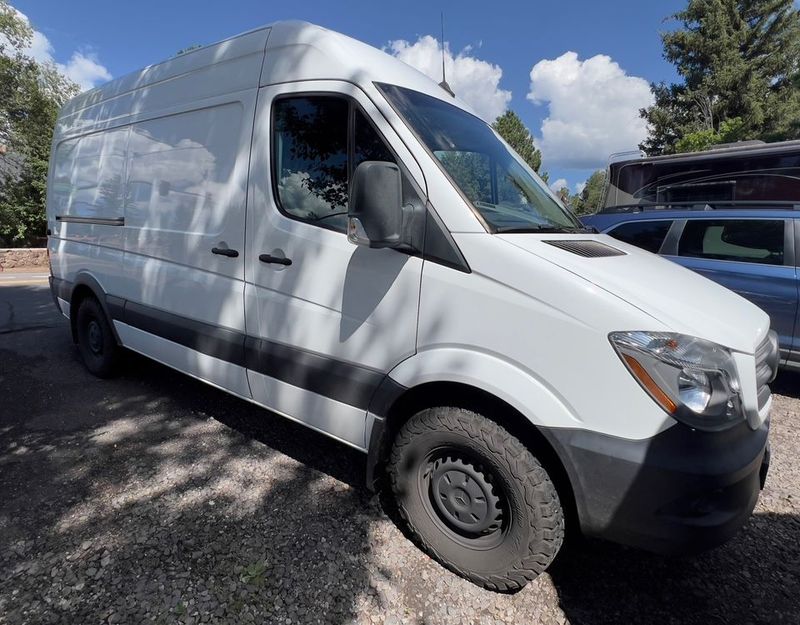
{"left": 347, "top": 161, "right": 404, "bottom": 249}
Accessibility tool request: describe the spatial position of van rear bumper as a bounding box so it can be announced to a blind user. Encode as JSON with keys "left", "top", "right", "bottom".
{"left": 544, "top": 418, "right": 769, "bottom": 554}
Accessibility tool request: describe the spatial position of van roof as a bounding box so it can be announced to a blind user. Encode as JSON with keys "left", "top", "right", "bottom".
{"left": 58, "top": 21, "right": 477, "bottom": 127}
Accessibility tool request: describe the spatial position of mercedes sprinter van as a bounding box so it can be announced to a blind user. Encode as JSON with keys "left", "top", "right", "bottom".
{"left": 47, "top": 21, "right": 778, "bottom": 591}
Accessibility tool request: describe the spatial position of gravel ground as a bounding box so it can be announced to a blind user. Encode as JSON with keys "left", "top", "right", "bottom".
{"left": 0, "top": 283, "right": 798, "bottom": 625}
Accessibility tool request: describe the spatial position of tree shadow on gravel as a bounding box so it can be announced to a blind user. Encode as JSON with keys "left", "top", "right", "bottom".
{"left": 768, "top": 368, "right": 800, "bottom": 400}
{"left": 0, "top": 323, "right": 381, "bottom": 625}
{"left": 550, "top": 511, "right": 800, "bottom": 625}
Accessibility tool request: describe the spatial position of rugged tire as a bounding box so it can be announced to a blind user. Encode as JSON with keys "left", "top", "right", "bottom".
{"left": 75, "top": 296, "right": 120, "bottom": 378}
{"left": 388, "top": 407, "right": 564, "bottom": 591}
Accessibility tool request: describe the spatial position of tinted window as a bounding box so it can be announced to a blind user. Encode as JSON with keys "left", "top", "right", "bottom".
{"left": 608, "top": 220, "right": 672, "bottom": 253}
{"left": 273, "top": 97, "right": 395, "bottom": 231}
{"left": 678, "top": 219, "right": 784, "bottom": 265}
{"left": 606, "top": 150, "right": 800, "bottom": 210}
{"left": 273, "top": 96, "right": 348, "bottom": 226}
{"left": 354, "top": 110, "right": 395, "bottom": 169}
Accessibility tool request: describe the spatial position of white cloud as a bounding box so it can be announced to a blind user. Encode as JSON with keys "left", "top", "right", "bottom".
{"left": 575, "top": 180, "right": 587, "bottom": 194}
{"left": 388, "top": 36, "right": 511, "bottom": 122}
{"left": 26, "top": 30, "right": 54, "bottom": 63}
{"left": 59, "top": 51, "right": 112, "bottom": 91}
{"left": 549, "top": 178, "right": 568, "bottom": 192}
{"left": 528, "top": 51, "right": 653, "bottom": 169}
{"left": 6, "top": 7, "right": 111, "bottom": 91}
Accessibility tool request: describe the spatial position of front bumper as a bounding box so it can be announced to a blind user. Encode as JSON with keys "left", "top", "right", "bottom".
{"left": 544, "top": 418, "right": 769, "bottom": 554}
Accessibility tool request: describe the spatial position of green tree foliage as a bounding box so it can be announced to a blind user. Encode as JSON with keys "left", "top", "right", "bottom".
{"left": 674, "top": 117, "right": 746, "bottom": 153}
{"left": 641, "top": 0, "right": 800, "bottom": 155}
{"left": 570, "top": 170, "right": 606, "bottom": 215}
{"left": 0, "top": 0, "right": 78, "bottom": 246}
{"left": 492, "top": 110, "right": 548, "bottom": 181}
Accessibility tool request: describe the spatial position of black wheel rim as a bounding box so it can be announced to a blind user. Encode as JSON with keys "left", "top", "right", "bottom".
{"left": 419, "top": 449, "right": 508, "bottom": 550}
{"left": 87, "top": 319, "right": 103, "bottom": 355}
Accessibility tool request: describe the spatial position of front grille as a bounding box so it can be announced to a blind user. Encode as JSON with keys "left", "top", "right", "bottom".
{"left": 542, "top": 240, "right": 626, "bottom": 258}
{"left": 755, "top": 331, "right": 779, "bottom": 410}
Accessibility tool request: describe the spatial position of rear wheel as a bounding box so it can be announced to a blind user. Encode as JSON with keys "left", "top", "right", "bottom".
{"left": 75, "top": 297, "right": 120, "bottom": 378}
{"left": 388, "top": 406, "right": 564, "bottom": 591}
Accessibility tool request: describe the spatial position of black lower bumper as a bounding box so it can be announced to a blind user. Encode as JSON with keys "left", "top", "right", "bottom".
{"left": 544, "top": 418, "right": 769, "bottom": 554}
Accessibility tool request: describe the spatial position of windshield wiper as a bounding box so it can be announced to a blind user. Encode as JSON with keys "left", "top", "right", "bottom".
{"left": 495, "top": 225, "right": 589, "bottom": 234}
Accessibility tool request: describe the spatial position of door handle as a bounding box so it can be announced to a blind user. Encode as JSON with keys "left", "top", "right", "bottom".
{"left": 212, "top": 247, "right": 239, "bottom": 258}
{"left": 259, "top": 254, "right": 292, "bottom": 266}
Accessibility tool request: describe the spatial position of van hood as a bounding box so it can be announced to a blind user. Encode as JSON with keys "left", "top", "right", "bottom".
{"left": 498, "top": 234, "right": 770, "bottom": 354}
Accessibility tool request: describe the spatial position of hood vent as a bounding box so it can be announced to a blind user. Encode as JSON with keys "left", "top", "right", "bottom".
{"left": 542, "top": 240, "right": 626, "bottom": 258}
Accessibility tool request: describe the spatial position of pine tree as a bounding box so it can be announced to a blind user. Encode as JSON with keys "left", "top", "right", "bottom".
{"left": 641, "top": 0, "right": 800, "bottom": 154}
{"left": 571, "top": 170, "right": 606, "bottom": 215}
{"left": 492, "top": 110, "right": 546, "bottom": 180}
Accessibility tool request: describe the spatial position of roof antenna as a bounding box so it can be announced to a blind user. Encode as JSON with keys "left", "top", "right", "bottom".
{"left": 438, "top": 12, "right": 455, "bottom": 97}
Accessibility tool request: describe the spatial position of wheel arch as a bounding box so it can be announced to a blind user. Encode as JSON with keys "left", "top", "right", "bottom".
{"left": 367, "top": 379, "right": 579, "bottom": 535}
{"left": 68, "top": 272, "right": 121, "bottom": 344}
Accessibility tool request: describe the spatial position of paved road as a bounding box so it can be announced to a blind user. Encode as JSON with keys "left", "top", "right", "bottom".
{"left": 0, "top": 273, "right": 61, "bottom": 335}
{"left": 1, "top": 283, "right": 798, "bottom": 625}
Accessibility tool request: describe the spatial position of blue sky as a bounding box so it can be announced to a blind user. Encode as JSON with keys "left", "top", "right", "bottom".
{"left": 14, "top": 0, "right": 687, "bottom": 190}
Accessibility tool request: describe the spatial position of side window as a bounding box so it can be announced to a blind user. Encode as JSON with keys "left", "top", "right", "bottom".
{"left": 273, "top": 96, "right": 349, "bottom": 226}
{"left": 272, "top": 96, "right": 396, "bottom": 232}
{"left": 678, "top": 219, "right": 784, "bottom": 265}
{"left": 354, "top": 109, "right": 395, "bottom": 169}
{"left": 608, "top": 220, "right": 672, "bottom": 254}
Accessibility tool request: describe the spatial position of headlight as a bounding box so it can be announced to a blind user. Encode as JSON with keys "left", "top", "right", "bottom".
{"left": 609, "top": 331, "right": 742, "bottom": 431}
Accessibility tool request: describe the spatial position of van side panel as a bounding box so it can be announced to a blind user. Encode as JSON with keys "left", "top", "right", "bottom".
{"left": 48, "top": 127, "right": 130, "bottom": 319}
{"left": 48, "top": 34, "right": 266, "bottom": 398}
{"left": 55, "top": 28, "right": 270, "bottom": 138}
{"left": 119, "top": 102, "right": 250, "bottom": 330}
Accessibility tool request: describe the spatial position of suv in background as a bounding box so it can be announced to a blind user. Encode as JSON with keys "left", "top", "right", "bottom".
{"left": 583, "top": 209, "right": 799, "bottom": 369}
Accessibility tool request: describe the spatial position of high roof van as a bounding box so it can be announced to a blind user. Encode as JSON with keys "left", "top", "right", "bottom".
{"left": 47, "top": 21, "right": 777, "bottom": 590}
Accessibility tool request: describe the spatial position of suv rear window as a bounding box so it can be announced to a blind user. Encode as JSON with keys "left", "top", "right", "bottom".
{"left": 607, "top": 220, "right": 672, "bottom": 253}
{"left": 678, "top": 219, "right": 784, "bottom": 265}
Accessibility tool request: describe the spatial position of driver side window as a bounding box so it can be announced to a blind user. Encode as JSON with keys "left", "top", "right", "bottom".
{"left": 272, "top": 95, "right": 395, "bottom": 232}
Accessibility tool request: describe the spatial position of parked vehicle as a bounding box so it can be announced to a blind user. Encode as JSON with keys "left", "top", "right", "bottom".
{"left": 584, "top": 141, "right": 800, "bottom": 369}
{"left": 47, "top": 21, "right": 777, "bottom": 590}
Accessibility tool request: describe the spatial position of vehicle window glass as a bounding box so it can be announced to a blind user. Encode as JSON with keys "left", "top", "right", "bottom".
{"left": 354, "top": 110, "right": 395, "bottom": 169}
{"left": 377, "top": 83, "right": 582, "bottom": 233}
{"left": 273, "top": 98, "right": 396, "bottom": 232}
{"left": 678, "top": 219, "right": 784, "bottom": 265}
{"left": 608, "top": 220, "right": 672, "bottom": 254}
{"left": 273, "top": 96, "right": 349, "bottom": 227}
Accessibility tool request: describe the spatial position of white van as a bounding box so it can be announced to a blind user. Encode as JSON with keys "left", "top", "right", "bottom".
{"left": 47, "top": 21, "right": 777, "bottom": 590}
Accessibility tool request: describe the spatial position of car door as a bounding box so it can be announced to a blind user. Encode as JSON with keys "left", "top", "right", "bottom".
{"left": 244, "top": 81, "right": 426, "bottom": 448}
{"left": 120, "top": 100, "right": 255, "bottom": 399}
{"left": 665, "top": 217, "right": 797, "bottom": 362}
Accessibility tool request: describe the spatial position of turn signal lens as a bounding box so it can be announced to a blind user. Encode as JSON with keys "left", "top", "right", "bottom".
{"left": 621, "top": 354, "right": 678, "bottom": 414}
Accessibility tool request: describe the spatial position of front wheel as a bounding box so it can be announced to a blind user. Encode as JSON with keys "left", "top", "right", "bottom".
{"left": 388, "top": 407, "right": 564, "bottom": 591}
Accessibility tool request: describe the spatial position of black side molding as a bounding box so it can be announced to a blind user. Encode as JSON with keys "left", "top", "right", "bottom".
{"left": 49, "top": 282, "right": 408, "bottom": 439}
{"left": 244, "top": 337, "right": 385, "bottom": 409}
{"left": 106, "top": 298, "right": 393, "bottom": 412}
{"left": 122, "top": 302, "right": 247, "bottom": 367}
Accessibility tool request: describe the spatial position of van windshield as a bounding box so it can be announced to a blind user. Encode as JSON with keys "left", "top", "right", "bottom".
{"left": 377, "top": 83, "right": 582, "bottom": 233}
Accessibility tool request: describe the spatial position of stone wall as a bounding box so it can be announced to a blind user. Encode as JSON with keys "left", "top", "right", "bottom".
{"left": 0, "top": 248, "right": 48, "bottom": 269}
